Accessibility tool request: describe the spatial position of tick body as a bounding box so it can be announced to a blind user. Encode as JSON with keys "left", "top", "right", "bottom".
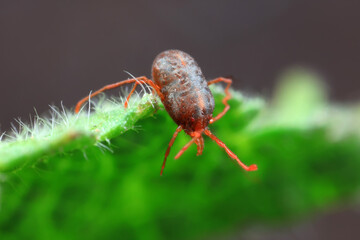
{"left": 152, "top": 50, "right": 214, "bottom": 135}
{"left": 75, "top": 49, "right": 257, "bottom": 175}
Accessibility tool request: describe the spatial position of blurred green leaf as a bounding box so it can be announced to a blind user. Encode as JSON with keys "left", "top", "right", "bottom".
{"left": 0, "top": 70, "right": 359, "bottom": 240}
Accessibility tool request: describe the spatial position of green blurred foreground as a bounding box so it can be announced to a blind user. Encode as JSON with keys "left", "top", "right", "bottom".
{"left": 0, "top": 69, "right": 359, "bottom": 240}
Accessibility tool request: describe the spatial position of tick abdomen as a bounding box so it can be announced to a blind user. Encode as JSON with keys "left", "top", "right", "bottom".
{"left": 152, "top": 50, "right": 215, "bottom": 131}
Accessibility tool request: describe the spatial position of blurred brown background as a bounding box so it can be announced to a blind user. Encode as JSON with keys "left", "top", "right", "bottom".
{"left": 0, "top": 1, "right": 359, "bottom": 238}
{"left": 1, "top": 0, "right": 360, "bottom": 131}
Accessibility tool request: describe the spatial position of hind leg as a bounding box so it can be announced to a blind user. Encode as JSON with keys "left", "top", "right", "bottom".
{"left": 207, "top": 77, "right": 232, "bottom": 124}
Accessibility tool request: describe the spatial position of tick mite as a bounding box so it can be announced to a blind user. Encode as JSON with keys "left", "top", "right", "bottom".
{"left": 75, "top": 49, "right": 258, "bottom": 175}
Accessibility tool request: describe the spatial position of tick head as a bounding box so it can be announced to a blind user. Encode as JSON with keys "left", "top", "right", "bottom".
{"left": 184, "top": 115, "right": 211, "bottom": 137}
{"left": 189, "top": 131, "right": 202, "bottom": 138}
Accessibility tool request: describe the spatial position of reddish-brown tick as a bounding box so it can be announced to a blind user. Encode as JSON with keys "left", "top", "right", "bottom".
{"left": 75, "top": 50, "right": 258, "bottom": 175}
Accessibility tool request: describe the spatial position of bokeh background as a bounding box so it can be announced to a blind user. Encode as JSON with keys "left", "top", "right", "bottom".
{"left": 0, "top": 1, "right": 360, "bottom": 239}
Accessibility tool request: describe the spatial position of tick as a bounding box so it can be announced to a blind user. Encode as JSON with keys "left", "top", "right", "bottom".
{"left": 75, "top": 49, "right": 258, "bottom": 175}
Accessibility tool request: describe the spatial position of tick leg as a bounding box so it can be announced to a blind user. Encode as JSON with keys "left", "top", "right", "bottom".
{"left": 161, "top": 125, "right": 183, "bottom": 176}
{"left": 174, "top": 137, "right": 197, "bottom": 160}
{"left": 124, "top": 82, "right": 139, "bottom": 108}
{"left": 207, "top": 77, "right": 232, "bottom": 124}
{"left": 200, "top": 136, "right": 204, "bottom": 154}
{"left": 195, "top": 136, "right": 204, "bottom": 156}
{"left": 75, "top": 76, "right": 162, "bottom": 113}
{"left": 204, "top": 129, "right": 257, "bottom": 171}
